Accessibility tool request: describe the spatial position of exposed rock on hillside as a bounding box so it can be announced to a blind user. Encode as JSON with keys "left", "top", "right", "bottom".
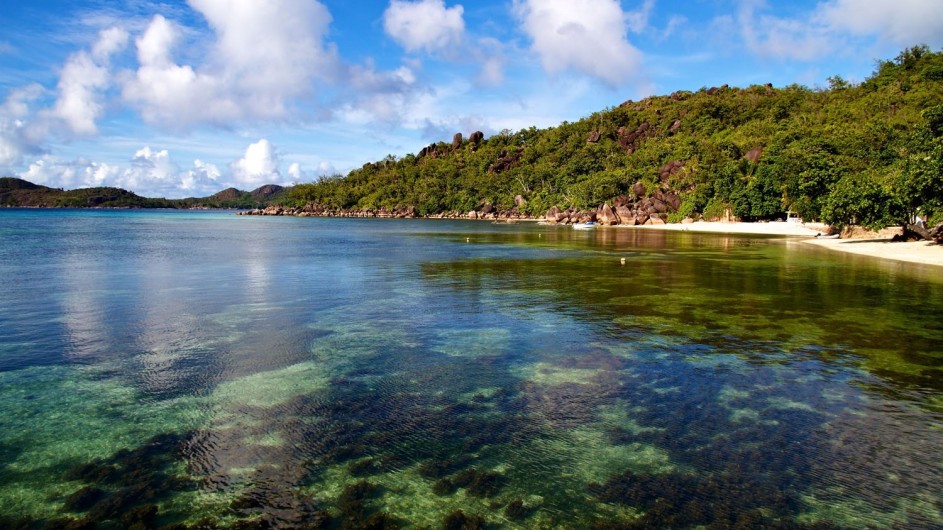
{"left": 488, "top": 149, "right": 522, "bottom": 174}
{"left": 618, "top": 122, "right": 653, "bottom": 154}
{"left": 251, "top": 184, "right": 284, "bottom": 199}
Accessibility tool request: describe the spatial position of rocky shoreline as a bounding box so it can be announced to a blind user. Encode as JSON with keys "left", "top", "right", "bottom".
{"left": 238, "top": 183, "right": 685, "bottom": 227}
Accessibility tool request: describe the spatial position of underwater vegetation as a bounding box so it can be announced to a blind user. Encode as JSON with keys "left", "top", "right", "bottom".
{"left": 2, "top": 215, "right": 943, "bottom": 529}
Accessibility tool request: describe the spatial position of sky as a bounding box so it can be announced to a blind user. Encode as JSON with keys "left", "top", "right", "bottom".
{"left": 1, "top": 0, "right": 941, "bottom": 198}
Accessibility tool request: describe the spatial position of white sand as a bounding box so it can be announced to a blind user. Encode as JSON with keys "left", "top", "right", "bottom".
{"left": 631, "top": 220, "right": 825, "bottom": 237}
{"left": 802, "top": 238, "right": 942, "bottom": 267}
{"left": 620, "top": 221, "right": 942, "bottom": 268}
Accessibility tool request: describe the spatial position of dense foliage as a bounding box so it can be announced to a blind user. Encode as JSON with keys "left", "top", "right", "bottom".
{"left": 0, "top": 178, "right": 174, "bottom": 208}
{"left": 0, "top": 178, "right": 284, "bottom": 210}
{"left": 285, "top": 47, "right": 943, "bottom": 228}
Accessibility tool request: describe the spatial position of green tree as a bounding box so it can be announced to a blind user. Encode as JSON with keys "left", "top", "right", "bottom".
{"left": 821, "top": 175, "right": 901, "bottom": 230}
{"left": 892, "top": 104, "right": 943, "bottom": 225}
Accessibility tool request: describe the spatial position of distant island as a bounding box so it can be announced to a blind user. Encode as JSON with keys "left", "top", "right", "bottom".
{"left": 3, "top": 46, "right": 942, "bottom": 241}
{"left": 0, "top": 177, "right": 286, "bottom": 210}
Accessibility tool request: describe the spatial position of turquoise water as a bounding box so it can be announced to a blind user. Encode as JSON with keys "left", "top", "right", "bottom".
{"left": 1, "top": 209, "right": 942, "bottom": 529}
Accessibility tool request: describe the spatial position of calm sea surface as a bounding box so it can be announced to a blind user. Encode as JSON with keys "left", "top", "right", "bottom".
{"left": 1, "top": 209, "right": 942, "bottom": 529}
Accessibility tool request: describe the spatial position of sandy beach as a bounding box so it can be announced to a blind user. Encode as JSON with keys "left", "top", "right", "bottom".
{"left": 802, "top": 238, "right": 942, "bottom": 267}
{"left": 633, "top": 220, "right": 826, "bottom": 237}
{"left": 628, "top": 220, "right": 942, "bottom": 268}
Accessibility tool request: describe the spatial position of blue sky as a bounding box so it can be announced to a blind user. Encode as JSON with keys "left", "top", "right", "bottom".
{"left": 1, "top": 0, "right": 941, "bottom": 198}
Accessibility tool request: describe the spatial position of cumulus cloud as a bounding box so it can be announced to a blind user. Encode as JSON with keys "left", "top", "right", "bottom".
{"left": 44, "top": 27, "right": 128, "bottom": 136}
{"left": 129, "top": 146, "right": 180, "bottom": 187}
{"left": 230, "top": 139, "right": 282, "bottom": 188}
{"left": 382, "top": 1, "right": 510, "bottom": 87}
{"left": 21, "top": 157, "right": 119, "bottom": 191}
{"left": 91, "top": 27, "right": 130, "bottom": 62}
{"left": 288, "top": 162, "right": 305, "bottom": 182}
{"left": 0, "top": 84, "right": 46, "bottom": 169}
{"left": 121, "top": 15, "right": 233, "bottom": 128}
{"left": 383, "top": 0, "right": 466, "bottom": 54}
{"left": 512, "top": 0, "right": 644, "bottom": 86}
{"left": 122, "top": 0, "right": 338, "bottom": 128}
{"left": 49, "top": 53, "right": 109, "bottom": 135}
{"left": 18, "top": 147, "right": 224, "bottom": 198}
{"left": 181, "top": 160, "right": 222, "bottom": 194}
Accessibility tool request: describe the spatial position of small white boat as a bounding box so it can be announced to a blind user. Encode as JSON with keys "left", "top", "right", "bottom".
{"left": 572, "top": 221, "right": 597, "bottom": 230}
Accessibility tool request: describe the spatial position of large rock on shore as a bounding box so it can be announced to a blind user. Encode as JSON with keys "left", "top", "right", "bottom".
{"left": 597, "top": 204, "right": 619, "bottom": 225}
{"left": 544, "top": 207, "right": 567, "bottom": 223}
{"left": 930, "top": 223, "right": 943, "bottom": 244}
{"left": 615, "top": 206, "right": 634, "bottom": 225}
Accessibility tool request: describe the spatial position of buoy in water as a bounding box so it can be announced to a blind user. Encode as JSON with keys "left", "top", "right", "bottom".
{"left": 620, "top": 257, "right": 626, "bottom": 265}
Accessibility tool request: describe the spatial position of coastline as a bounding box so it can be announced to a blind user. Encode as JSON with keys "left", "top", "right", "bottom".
{"left": 630, "top": 220, "right": 826, "bottom": 237}
{"left": 801, "top": 238, "right": 942, "bottom": 267}
{"left": 620, "top": 220, "right": 942, "bottom": 268}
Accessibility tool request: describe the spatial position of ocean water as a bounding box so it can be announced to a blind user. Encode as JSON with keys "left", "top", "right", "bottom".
{"left": 1, "top": 208, "right": 942, "bottom": 529}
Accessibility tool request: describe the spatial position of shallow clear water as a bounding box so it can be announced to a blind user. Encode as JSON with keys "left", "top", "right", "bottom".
{"left": 1, "top": 209, "right": 942, "bottom": 529}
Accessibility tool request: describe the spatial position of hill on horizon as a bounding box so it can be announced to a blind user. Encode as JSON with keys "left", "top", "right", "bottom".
{"left": 0, "top": 177, "right": 286, "bottom": 210}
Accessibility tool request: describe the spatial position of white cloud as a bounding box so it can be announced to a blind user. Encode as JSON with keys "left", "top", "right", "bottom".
{"left": 21, "top": 157, "right": 119, "bottom": 191}
{"left": 818, "top": 0, "right": 943, "bottom": 47}
{"left": 0, "top": 85, "right": 45, "bottom": 169}
{"left": 288, "top": 162, "right": 305, "bottom": 182}
{"left": 512, "top": 0, "right": 644, "bottom": 86}
{"left": 625, "top": 0, "right": 655, "bottom": 33}
{"left": 44, "top": 27, "right": 127, "bottom": 137}
{"left": 181, "top": 160, "right": 221, "bottom": 193}
{"left": 731, "top": 0, "right": 943, "bottom": 61}
{"left": 286, "top": 160, "right": 336, "bottom": 183}
{"left": 383, "top": 1, "right": 508, "bottom": 88}
{"left": 91, "top": 27, "right": 129, "bottom": 62}
{"left": 476, "top": 37, "right": 506, "bottom": 86}
{"left": 230, "top": 139, "right": 282, "bottom": 188}
{"left": 339, "top": 64, "right": 424, "bottom": 124}
{"left": 317, "top": 161, "right": 337, "bottom": 176}
{"left": 736, "top": 0, "right": 833, "bottom": 60}
{"left": 49, "top": 52, "right": 108, "bottom": 135}
{"left": 383, "top": 0, "right": 466, "bottom": 54}
{"left": 661, "top": 15, "right": 687, "bottom": 41}
{"left": 122, "top": 0, "right": 339, "bottom": 128}
{"left": 121, "top": 15, "right": 237, "bottom": 128}
{"left": 41, "top": 28, "right": 128, "bottom": 136}
{"left": 18, "top": 147, "right": 224, "bottom": 198}
{"left": 190, "top": 0, "right": 337, "bottom": 110}
{"left": 131, "top": 146, "right": 179, "bottom": 184}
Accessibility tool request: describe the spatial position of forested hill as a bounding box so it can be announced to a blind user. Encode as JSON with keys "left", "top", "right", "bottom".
{"left": 285, "top": 46, "right": 943, "bottom": 230}
{"left": 0, "top": 178, "right": 174, "bottom": 208}
{"left": 0, "top": 178, "right": 286, "bottom": 209}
